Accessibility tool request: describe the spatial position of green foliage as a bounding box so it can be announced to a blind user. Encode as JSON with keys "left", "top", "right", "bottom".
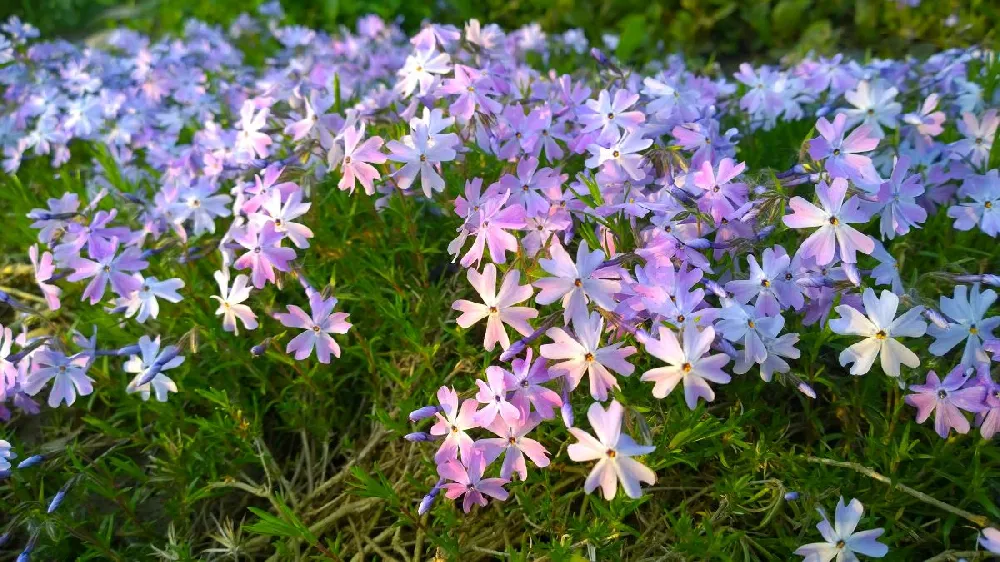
{"left": 2, "top": 4, "right": 1000, "bottom": 562}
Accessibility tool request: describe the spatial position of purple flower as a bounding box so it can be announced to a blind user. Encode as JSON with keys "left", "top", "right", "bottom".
{"left": 505, "top": 349, "right": 562, "bottom": 419}
{"left": 639, "top": 324, "right": 731, "bottom": 409}
{"left": 783, "top": 178, "right": 875, "bottom": 265}
{"left": 866, "top": 155, "right": 926, "bottom": 239}
{"left": 948, "top": 171, "right": 1000, "bottom": 237}
{"left": 726, "top": 246, "right": 803, "bottom": 315}
{"left": 251, "top": 189, "right": 313, "bottom": 249}
{"left": 541, "top": 311, "right": 636, "bottom": 401}
{"left": 386, "top": 123, "right": 457, "bottom": 197}
{"left": 66, "top": 237, "right": 148, "bottom": 304}
{"left": 808, "top": 113, "right": 879, "bottom": 183}
{"left": 453, "top": 263, "right": 537, "bottom": 351}
{"left": 794, "top": 497, "right": 888, "bottom": 561}
{"left": 21, "top": 350, "right": 93, "bottom": 408}
{"left": 429, "top": 386, "right": 479, "bottom": 464}
{"left": 438, "top": 449, "right": 508, "bottom": 513}
{"left": 273, "top": 293, "right": 352, "bottom": 363}
{"left": 233, "top": 223, "right": 296, "bottom": 289}
{"left": 567, "top": 400, "right": 656, "bottom": 499}
{"left": 440, "top": 65, "right": 503, "bottom": 121}
{"left": 338, "top": 123, "right": 386, "bottom": 195}
{"left": 905, "top": 366, "right": 986, "bottom": 438}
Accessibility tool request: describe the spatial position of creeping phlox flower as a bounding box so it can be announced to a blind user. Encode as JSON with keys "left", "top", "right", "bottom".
{"left": 830, "top": 289, "right": 926, "bottom": 377}
{"left": 567, "top": 400, "right": 656, "bottom": 499}
{"left": 0, "top": 440, "right": 14, "bottom": 472}
{"left": 453, "top": 263, "right": 536, "bottom": 351}
{"left": 124, "top": 336, "right": 184, "bottom": 402}
{"left": 905, "top": 366, "right": 986, "bottom": 438}
{"left": 2, "top": 11, "right": 1000, "bottom": 555}
{"left": 795, "top": 497, "right": 888, "bottom": 561}
{"left": 273, "top": 292, "right": 352, "bottom": 363}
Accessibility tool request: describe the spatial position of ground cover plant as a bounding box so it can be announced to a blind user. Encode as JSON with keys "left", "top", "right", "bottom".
{"left": 2, "top": 2, "right": 1000, "bottom": 560}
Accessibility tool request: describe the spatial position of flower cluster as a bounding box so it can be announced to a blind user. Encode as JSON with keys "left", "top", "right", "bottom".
{"left": 1, "top": 4, "right": 999, "bottom": 558}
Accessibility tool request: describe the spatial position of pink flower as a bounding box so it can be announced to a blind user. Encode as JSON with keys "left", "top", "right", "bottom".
{"left": 274, "top": 292, "right": 352, "bottom": 363}
{"left": 458, "top": 190, "right": 526, "bottom": 268}
{"left": 473, "top": 366, "right": 521, "bottom": 426}
{"left": 233, "top": 223, "right": 297, "bottom": 289}
{"left": 453, "top": 263, "right": 537, "bottom": 351}
{"left": 782, "top": 178, "right": 874, "bottom": 265}
{"left": 438, "top": 450, "right": 509, "bottom": 513}
{"left": 905, "top": 366, "right": 986, "bottom": 438}
{"left": 339, "top": 123, "right": 386, "bottom": 195}
{"left": 534, "top": 240, "right": 621, "bottom": 324}
{"left": 639, "top": 324, "right": 731, "bottom": 409}
{"left": 29, "top": 244, "right": 61, "bottom": 310}
{"left": 477, "top": 414, "right": 549, "bottom": 481}
{"left": 540, "top": 311, "right": 636, "bottom": 401}
{"left": 430, "top": 386, "right": 478, "bottom": 464}
{"left": 567, "top": 400, "right": 656, "bottom": 499}
{"left": 692, "top": 158, "right": 749, "bottom": 223}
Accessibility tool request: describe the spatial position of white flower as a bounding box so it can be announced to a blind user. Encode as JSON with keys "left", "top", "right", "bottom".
{"left": 567, "top": 400, "right": 656, "bottom": 500}
{"left": 395, "top": 47, "right": 451, "bottom": 98}
{"left": 829, "top": 288, "right": 926, "bottom": 377}
{"left": 211, "top": 271, "right": 258, "bottom": 335}
{"left": 0, "top": 440, "right": 15, "bottom": 472}
{"left": 118, "top": 275, "right": 185, "bottom": 323}
{"left": 795, "top": 497, "right": 888, "bottom": 561}
{"left": 124, "top": 335, "right": 184, "bottom": 402}
{"left": 840, "top": 80, "right": 901, "bottom": 139}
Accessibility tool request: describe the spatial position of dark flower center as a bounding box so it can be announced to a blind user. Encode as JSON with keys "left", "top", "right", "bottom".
{"left": 937, "top": 389, "right": 948, "bottom": 400}
{"left": 584, "top": 353, "right": 594, "bottom": 362}
{"left": 828, "top": 217, "right": 840, "bottom": 226}
{"left": 612, "top": 150, "right": 620, "bottom": 158}
{"left": 761, "top": 279, "right": 771, "bottom": 287}
{"left": 606, "top": 449, "right": 616, "bottom": 458}
{"left": 681, "top": 362, "right": 692, "bottom": 373}
{"left": 875, "top": 330, "right": 887, "bottom": 340}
